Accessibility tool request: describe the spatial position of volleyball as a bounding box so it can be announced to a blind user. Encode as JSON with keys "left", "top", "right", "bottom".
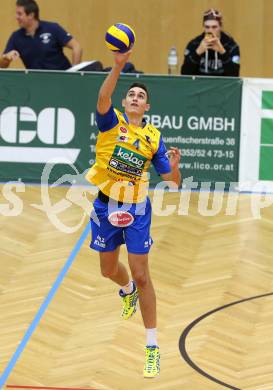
{"left": 105, "top": 23, "right": 136, "bottom": 53}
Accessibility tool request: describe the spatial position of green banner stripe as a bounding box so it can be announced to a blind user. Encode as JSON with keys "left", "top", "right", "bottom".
{"left": 259, "top": 146, "right": 273, "bottom": 180}
{"left": 261, "top": 118, "right": 273, "bottom": 144}
{"left": 262, "top": 91, "right": 273, "bottom": 109}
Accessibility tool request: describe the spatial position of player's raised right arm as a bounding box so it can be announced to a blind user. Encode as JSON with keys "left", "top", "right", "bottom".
{"left": 97, "top": 51, "right": 131, "bottom": 114}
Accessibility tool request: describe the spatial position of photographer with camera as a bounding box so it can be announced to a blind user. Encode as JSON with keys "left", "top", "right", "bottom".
{"left": 181, "top": 9, "right": 240, "bottom": 76}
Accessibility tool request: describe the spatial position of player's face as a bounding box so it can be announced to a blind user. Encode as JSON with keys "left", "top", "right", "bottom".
{"left": 203, "top": 20, "right": 221, "bottom": 37}
{"left": 122, "top": 87, "right": 150, "bottom": 116}
{"left": 16, "top": 6, "right": 34, "bottom": 28}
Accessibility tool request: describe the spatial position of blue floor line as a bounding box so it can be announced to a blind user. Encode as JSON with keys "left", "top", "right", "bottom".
{"left": 0, "top": 223, "right": 90, "bottom": 388}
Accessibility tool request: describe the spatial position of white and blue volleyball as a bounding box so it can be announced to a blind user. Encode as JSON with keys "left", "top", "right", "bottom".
{"left": 105, "top": 23, "right": 136, "bottom": 53}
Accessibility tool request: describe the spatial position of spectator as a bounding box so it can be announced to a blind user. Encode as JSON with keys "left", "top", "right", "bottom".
{"left": 181, "top": 9, "right": 240, "bottom": 77}
{"left": 0, "top": 0, "right": 82, "bottom": 70}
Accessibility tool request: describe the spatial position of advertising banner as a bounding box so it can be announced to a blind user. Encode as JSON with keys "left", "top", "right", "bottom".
{"left": 0, "top": 71, "right": 242, "bottom": 187}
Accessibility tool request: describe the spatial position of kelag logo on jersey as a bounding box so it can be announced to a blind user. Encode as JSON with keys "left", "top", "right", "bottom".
{"left": 113, "top": 146, "right": 146, "bottom": 168}
{"left": 109, "top": 146, "right": 147, "bottom": 177}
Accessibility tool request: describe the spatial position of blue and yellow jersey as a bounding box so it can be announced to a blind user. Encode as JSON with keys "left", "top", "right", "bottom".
{"left": 86, "top": 106, "right": 171, "bottom": 203}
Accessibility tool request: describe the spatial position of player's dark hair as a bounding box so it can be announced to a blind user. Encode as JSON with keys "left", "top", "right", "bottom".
{"left": 16, "top": 0, "right": 39, "bottom": 20}
{"left": 127, "top": 83, "right": 150, "bottom": 103}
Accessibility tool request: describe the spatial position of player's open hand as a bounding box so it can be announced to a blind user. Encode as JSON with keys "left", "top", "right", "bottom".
{"left": 167, "top": 147, "right": 181, "bottom": 169}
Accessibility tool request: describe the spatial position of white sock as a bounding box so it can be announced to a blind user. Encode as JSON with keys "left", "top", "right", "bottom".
{"left": 122, "top": 280, "right": 134, "bottom": 295}
{"left": 146, "top": 328, "right": 158, "bottom": 347}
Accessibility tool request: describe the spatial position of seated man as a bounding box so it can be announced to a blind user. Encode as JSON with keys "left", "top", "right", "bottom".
{"left": 181, "top": 9, "right": 240, "bottom": 77}
{"left": 0, "top": 0, "right": 82, "bottom": 70}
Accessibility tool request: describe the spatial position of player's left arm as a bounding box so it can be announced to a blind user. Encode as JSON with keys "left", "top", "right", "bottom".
{"left": 66, "top": 38, "right": 83, "bottom": 65}
{"left": 161, "top": 147, "right": 181, "bottom": 187}
{"left": 152, "top": 137, "right": 182, "bottom": 187}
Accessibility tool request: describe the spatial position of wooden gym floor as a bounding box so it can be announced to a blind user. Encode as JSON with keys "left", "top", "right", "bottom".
{"left": 0, "top": 185, "right": 273, "bottom": 390}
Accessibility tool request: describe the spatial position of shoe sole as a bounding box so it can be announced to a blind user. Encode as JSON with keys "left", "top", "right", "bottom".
{"left": 144, "top": 373, "right": 160, "bottom": 378}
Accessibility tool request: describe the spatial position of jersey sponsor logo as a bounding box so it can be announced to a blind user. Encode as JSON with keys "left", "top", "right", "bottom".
{"left": 108, "top": 211, "right": 134, "bottom": 227}
{"left": 40, "top": 33, "right": 52, "bottom": 44}
{"left": 107, "top": 166, "right": 136, "bottom": 180}
{"left": 117, "top": 135, "right": 129, "bottom": 142}
{"left": 108, "top": 158, "right": 142, "bottom": 176}
{"left": 120, "top": 126, "right": 128, "bottom": 134}
{"left": 108, "top": 146, "right": 147, "bottom": 178}
{"left": 109, "top": 159, "right": 118, "bottom": 168}
{"left": 113, "top": 146, "right": 147, "bottom": 168}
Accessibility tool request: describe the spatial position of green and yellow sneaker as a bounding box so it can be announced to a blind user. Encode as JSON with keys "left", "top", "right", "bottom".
{"left": 119, "top": 281, "right": 138, "bottom": 320}
{"left": 143, "top": 345, "right": 160, "bottom": 378}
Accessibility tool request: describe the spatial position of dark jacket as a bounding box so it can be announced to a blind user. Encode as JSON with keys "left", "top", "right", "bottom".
{"left": 181, "top": 31, "right": 240, "bottom": 77}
